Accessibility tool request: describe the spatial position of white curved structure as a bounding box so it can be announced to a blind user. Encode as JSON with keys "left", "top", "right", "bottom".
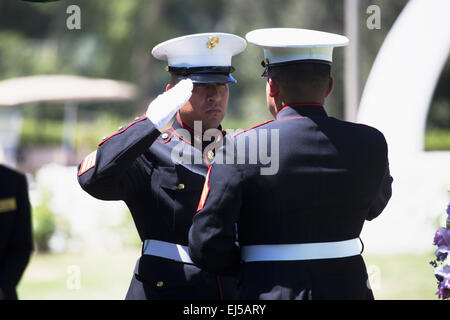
{"left": 0, "top": 75, "right": 138, "bottom": 106}
{"left": 358, "top": 0, "right": 450, "bottom": 254}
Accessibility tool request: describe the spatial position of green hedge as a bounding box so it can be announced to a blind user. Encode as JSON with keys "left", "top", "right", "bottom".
{"left": 424, "top": 129, "right": 450, "bottom": 151}
{"left": 20, "top": 116, "right": 450, "bottom": 151}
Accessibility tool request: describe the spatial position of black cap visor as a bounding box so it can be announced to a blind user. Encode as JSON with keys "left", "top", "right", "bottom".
{"left": 169, "top": 66, "right": 236, "bottom": 84}
{"left": 261, "top": 59, "right": 332, "bottom": 77}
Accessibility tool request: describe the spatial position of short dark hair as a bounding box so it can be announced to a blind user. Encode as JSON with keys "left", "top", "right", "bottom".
{"left": 268, "top": 62, "right": 331, "bottom": 96}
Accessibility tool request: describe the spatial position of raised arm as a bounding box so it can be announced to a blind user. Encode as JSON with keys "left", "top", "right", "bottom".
{"left": 77, "top": 79, "right": 193, "bottom": 200}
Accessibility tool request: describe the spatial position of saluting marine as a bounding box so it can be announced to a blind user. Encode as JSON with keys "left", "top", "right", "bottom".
{"left": 189, "top": 28, "right": 393, "bottom": 300}
{"left": 78, "top": 33, "right": 246, "bottom": 300}
{"left": 0, "top": 165, "right": 33, "bottom": 300}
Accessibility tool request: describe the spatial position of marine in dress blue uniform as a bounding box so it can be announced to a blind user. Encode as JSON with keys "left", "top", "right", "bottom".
{"left": 189, "top": 28, "right": 393, "bottom": 300}
{"left": 77, "top": 33, "right": 246, "bottom": 300}
{"left": 0, "top": 165, "right": 33, "bottom": 300}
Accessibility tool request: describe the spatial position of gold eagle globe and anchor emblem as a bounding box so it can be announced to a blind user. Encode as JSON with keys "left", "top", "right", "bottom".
{"left": 206, "top": 36, "right": 219, "bottom": 49}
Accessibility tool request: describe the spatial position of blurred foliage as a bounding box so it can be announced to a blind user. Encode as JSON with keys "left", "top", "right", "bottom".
{"left": 32, "top": 189, "right": 72, "bottom": 253}
{"left": 32, "top": 190, "right": 56, "bottom": 253}
{"left": 425, "top": 130, "right": 450, "bottom": 151}
{"left": 20, "top": 111, "right": 135, "bottom": 150}
{"left": 19, "top": 111, "right": 450, "bottom": 151}
{"left": 110, "top": 210, "right": 141, "bottom": 249}
{"left": 0, "top": 0, "right": 448, "bottom": 151}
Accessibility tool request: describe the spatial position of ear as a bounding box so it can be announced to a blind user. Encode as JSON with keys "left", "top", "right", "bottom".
{"left": 325, "top": 77, "right": 334, "bottom": 97}
{"left": 268, "top": 77, "right": 280, "bottom": 98}
{"left": 165, "top": 83, "right": 174, "bottom": 91}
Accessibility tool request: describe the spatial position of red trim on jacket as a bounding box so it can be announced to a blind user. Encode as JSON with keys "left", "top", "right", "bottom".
{"left": 197, "top": 165, "right": 212, "bottom": 212}
{"left": 98, "top": 117, "right": 148, "bottom": 146}
{"left": 216, "top": 275, "right": 224, "bottom": 300}
{"left": 78, "top": 150, "right": 97, "bottom": 176}
{"left": 156, "top": 130, "right": 173, "bottom": 144}
{"left": 171, "top": 127, "right": 193, "bottom": 146}
{"left": 278, "top": 116, "right": 304, "bottom": 121}
{"left": 232, "top": 119, "right": 275, "bottom": 138}
{"left": 176, "top": 113, "right": 201, "bottom": 135}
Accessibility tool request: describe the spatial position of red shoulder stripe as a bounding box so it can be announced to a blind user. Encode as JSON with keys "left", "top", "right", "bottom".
{"left": 278, "top": 116, "right": 304, "bottom": 121}
{"left": 232, "top": 119, "right": 274, "bottom": 138}
{"left": 78, "top": 150, "right": 97, "bottom": 176}
{"left": 98, "top": 117, "right": 148, "bottom": 146}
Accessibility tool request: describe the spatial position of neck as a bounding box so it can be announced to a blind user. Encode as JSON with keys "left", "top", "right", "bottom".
{"left": 274, "top": 98, "right": 325, "bottom": 114}
{"left": 177, "top": 113, "right": 219, "bottom": 133}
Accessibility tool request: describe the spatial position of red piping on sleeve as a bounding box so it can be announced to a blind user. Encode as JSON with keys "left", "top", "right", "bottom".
{"left": 157, "top": 130, "right": 173, "bottom": 144}
{"left": 278, "top": 116, "right": 304, "bottom": 121}
{"left": 232, "top": 119, "right": 274, "bottom": 138}
{"left": 98, "top": 117, "right": 148, "bottom": 146}
{"left": 216, "top": 275, "right": 224, "bottom": 300}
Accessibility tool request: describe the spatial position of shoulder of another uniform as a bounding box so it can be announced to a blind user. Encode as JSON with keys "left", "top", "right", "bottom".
{"left": 331, "top": 117, "right": 386, "bottom": 139}
{"left": 98, "top": 114, "right": 148, "bottom": 146}
{"left": 355, "top": 121, "right": 387, "bottom": 143}
{"left": 333, "top": 118, "right": 389, "bottom": 154}
{"left": 232, "top": 119, "right": 275, "bottom": 139}
{"left": 0, "top": 164, "right": 25, "bottom": 180}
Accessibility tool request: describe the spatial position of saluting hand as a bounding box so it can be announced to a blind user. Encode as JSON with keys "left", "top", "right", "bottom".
{"left": 146, "top": 79, "right": 193, "bottom": 131}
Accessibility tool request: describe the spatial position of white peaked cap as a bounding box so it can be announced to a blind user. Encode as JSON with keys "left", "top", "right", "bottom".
{"left": 245, "top": 28, "right": 349, "bottom": 64}
{"left": 152, "top": 33, "right": 247, "bottom": 68}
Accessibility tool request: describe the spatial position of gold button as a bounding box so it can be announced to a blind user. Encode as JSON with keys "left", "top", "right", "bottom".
{"left": 216, "top": 135, "right": 221, "bottom": 142}
{"left": 177, "top": 183, "right": 185, "bottom": 190}
{"left": 118, "top": 126, "right": 123, "bottom": 130}
{"left": 161, "top": 132, "right": 169, "bottom": 139}
{"left": 156, "top": 281, "right": 164, "bottom": 288}
{"left": 102, "top": 136, "right": 107, "bottom": 140}
{"left": 207, "top": 150, "right": 214, "bottom": 160}
{"left": 134, "top": 116, "right": 140, "bottom": 121}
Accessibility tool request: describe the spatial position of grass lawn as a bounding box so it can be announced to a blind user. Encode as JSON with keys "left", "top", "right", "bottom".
{"left": 17, "top": 250, "right": 440, "bottom": 300}
{"left": 364, "top": 253, "right": 438, "bottom": 300}
{"left": 17, "top": 249, "right": 141, "bottom": 300}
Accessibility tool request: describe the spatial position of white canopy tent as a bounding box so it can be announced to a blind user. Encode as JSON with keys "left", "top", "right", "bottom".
{"left": 0, "top": 75, "right": 138, "bottom": 166}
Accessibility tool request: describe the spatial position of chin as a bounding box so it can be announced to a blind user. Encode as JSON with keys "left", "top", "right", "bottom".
{"left": 204, "top": 117, "right": 222, "bottom": 130}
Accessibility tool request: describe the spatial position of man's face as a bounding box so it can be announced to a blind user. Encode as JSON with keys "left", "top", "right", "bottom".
{"left": 178, "top": 83, "right": 229, "bottom": 131}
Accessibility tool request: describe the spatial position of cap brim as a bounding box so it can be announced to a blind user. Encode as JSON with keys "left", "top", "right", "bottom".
{"left": 175, "top": 73, "right": 236, "bottom": 84}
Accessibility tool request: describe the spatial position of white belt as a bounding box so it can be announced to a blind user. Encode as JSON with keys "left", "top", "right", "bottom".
{"left": 241, "top": 238, "right": 361, "bottom": 262}
{"left": 143, "top": 239, "right": 193, "bottom": 264}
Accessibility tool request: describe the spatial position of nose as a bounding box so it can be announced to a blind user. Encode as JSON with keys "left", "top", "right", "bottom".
{"left": 206, "top": 85, "right": 221, "bottom": 103}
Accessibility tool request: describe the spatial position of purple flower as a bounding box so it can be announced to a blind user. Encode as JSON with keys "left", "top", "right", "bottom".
{"left": 435, "top": 269, "right": 450, "bottom": 300}
{"left": 431, "top": 203, "right": 450, "bottom": 300}
{"left": 436, "top": 285, "right": 450, "bottom": 300}
{"left": 434, "top": 262, "right": 449, "bottom": 278}
{"left": 435, "top": 250, "right": 448, "bottom": 262}
{"left": 437, "top": 275, "right": 450, "bottom": 300}
{"left": 433, "top": 227, "right": 450, "bottom": 247}
{"left": 447, "top": 204, "right": 450, "bottom": 228}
